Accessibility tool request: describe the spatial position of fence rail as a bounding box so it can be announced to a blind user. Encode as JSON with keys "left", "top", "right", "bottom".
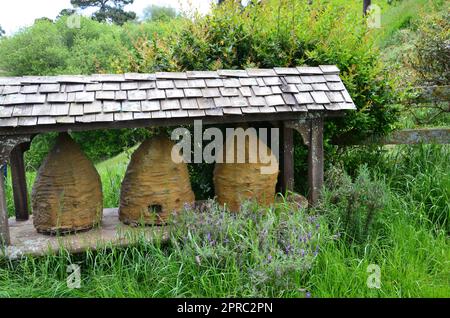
{"left": 333, "top": 128, "right": 450, "bottom": 145}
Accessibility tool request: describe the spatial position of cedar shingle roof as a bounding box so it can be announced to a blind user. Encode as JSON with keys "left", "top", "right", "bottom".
{"left": 0, "top": 66, "right": 355, "bottom": 128}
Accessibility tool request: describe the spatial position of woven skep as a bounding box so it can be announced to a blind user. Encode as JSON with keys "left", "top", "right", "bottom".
{"left": 119, "top": 135, "right": 195, "bottom": 225}
{"left": 32, "top": 133, "right": 103, "bottom": 235}
{"left": 214, "top": 128, "right": 279, "bottom": 212}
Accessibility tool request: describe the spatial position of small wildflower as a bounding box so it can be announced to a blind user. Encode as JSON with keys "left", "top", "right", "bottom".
{"left": 305, "top": 291, "right": 311, "bottom": 298}
{"left": 285, "top": 245, "right": 291, "bottom": 255}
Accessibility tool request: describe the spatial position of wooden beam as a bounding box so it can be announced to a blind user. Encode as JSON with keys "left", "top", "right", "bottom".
{"left": 10, "top": 142, "right": 31, "bottom": 221}
{"left": 0, "top": 111, "right": 346, "bottom": 136}
{"left": 333, "top": 128, "right": 450, "bottom": 145}
{"left": 0, "top": 166, "right": 10, "bottom": 245}
{"left": 308, "top": 118, "right": 324, "bottom": 205}
{"left": 278, "top": 123, "right": 294, "bottom": 194}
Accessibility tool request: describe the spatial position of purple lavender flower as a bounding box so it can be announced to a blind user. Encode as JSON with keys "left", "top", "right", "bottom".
{"left": 267, "top": 254, "right": 272, "bottom": 262}
{"left": 300, "top": 249, "right": 305, "bottom": 257}
{"left": 306, "top": 292, "right": 311, "bottom": 298}
{"left": 285, "top": 245, "right": 291, "bottom": 255}
{"left": 313, "top": 245, "right": 319, "bottom": 256}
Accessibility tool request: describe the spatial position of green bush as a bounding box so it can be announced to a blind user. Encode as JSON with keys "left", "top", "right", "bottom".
{"left": 0, "top": 20, "right": 70, "bottom": 75}
{"left": 0, "top": 0, "right": 400, "bottom": 193}
{"left": 316, "top": 165, "right": 389, "bottom": 246}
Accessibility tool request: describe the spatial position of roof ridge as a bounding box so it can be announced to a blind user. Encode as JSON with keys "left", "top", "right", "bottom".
{"left": 0, "top": 65, "right": 340, "bottom": 84}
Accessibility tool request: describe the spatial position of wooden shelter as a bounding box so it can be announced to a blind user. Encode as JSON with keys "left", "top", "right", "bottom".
{"left": 0, "top": 66, "right": 355, "bottom": 249}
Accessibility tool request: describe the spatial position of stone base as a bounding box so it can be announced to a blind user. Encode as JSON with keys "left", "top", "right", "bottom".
{"left": 1, "top": 208, "right": 167, "bottom": 260}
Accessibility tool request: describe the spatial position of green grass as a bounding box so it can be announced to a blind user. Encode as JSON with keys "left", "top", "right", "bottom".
{"left": 373, "top": 0, "right": 446, "bottom": 48}
{"left": 1, "top": 144, "right": 448, "bottom": 298}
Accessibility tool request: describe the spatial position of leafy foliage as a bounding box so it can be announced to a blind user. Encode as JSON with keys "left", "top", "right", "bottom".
{"left": 316, "top": 165, "right": 389, "bottom": 246}
{"left": 0, "top": 0, "right": 400, "bottom": 193}
{"left": 407, "top": 10, "right": 449, "bottom": 86}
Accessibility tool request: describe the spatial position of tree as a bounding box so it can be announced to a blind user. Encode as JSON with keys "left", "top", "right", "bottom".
{"left": 0, "top": 25, "right": 5, "bottom": 38}
{"left": 70, "top": 0, "right": 136, "bottom": 25}
{"left": 58, "top": 8, "right": 77, "bottom": 19}
{"left": 142, "top": 5, "right": 177, "bottom": 22}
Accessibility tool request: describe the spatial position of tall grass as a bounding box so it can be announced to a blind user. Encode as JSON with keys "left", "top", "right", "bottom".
{"left": 0, "top": 145, "right": 448, "bottom": 298}
{"left": 374, "top": 0, "right": 446, "bottom": 47}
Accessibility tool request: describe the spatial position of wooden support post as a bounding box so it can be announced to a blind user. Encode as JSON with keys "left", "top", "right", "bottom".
{"left": 10, "top": 142, "right": 31, "bottom": 221}
{"left": 0, "top": 165, "right": 10, "bottom": 245}
{"left": 0, "top": 135, "right": 32, "bottom": 246}
{"left": 363, "top": 0, "right": 372, "bottom": 15}
{"left": 278, "top": 123, "right": 294, "bottom": 194}
{"left": 308, "top": 117, "right": 324, "bottom": 205}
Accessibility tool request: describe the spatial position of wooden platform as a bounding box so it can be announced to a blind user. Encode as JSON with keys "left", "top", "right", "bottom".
{"left": 1, "top": 208, "right": 167, "bottom": 260}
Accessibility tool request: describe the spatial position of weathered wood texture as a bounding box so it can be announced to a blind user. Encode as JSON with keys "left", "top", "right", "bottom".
{"left": 308, "top": 118, "right": 324, "bottom": 205}
{"left": 334, "top": 128, "right": 450, "bottom": 145}
{"left": 0, "top": 174, "right": 10, "bottom": 245}
{"left": 285, "top": 118, "right": 324, "bottom": 205}
{"left": 0, "top": 135, "right": 32, "bottom": 165}
{"left": 0, "top": 135, "right": 32, "bottom": 245}
{"left": 278, "top": 123, "right": 294, "bottom": 193}
{"left": 1, "top": 208, "right": 167, "bottom": 260}
{"left": 10, "top": 142, "right": 31, "bottom": 221}
{"left": 0, "top": 67, "right": 356, "bottom": 130}
{"left": 0, "top": 111, "right": 346, "bottom": 136}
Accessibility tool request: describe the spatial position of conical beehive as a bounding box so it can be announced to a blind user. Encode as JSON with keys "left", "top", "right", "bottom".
{"left": 119, "top": 135, "right": 195, "bottom": 225}
{"left": 32, "top": 133, "right": 103, "bottom": 235}
{"left": 214, "top": 128, "right": 279, "bottom": 212}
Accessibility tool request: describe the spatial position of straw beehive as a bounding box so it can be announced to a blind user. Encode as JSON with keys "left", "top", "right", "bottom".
{"left": 119, "top": 135, "right": 195, "bottom": 225}
{"left": 214, "top": 128, "right": 279, "bottom": 212}
{"left": 32, "top": 133, "right": 103, "bottom": 235}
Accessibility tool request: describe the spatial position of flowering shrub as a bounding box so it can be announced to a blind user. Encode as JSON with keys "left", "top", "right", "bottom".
{"left": 168, "top": 199, "right": 328, "bottom": 295}
{"left": 315, "top": 165, "right": 389, "bottom": 246}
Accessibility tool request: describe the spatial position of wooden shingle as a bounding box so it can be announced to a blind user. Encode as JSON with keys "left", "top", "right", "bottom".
{"left": 0, "top": 66, "right": 355, "bottom": 128}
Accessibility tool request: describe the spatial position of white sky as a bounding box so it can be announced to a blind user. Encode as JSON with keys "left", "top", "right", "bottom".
{"left": 0, "top": 0, "right": 213, "bottom": 35}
